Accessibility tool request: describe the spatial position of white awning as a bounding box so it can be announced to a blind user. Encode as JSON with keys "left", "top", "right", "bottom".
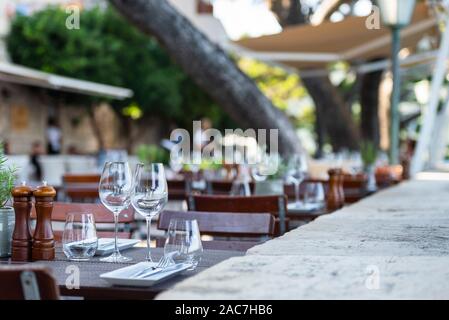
{"left": 234, "top": 3, "right": 438, "bottom": 70}
{"left": 0, "top": 62, "right": 133, "bottom": 99}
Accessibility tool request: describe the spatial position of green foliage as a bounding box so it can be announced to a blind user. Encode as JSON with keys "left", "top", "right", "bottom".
{"left": 361, "top": 140, "right": 378, "bottom": 166}
{"left": 237, "top": 57, "right": 313, "bottom": 129}
{"left": 136, "top": 144, "right": 169, "bottom": 165}
{"left": 0, "top": 143, "right": 17, "bottom": 208}
{"left": 6, "top": 6, "right": 234, "bottom": 129}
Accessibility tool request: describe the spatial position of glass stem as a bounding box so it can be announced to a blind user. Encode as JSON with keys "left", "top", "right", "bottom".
{"left": 114, "top": 211, "right": 120, "bottom": 255}
{"left": 294, "top": 181, "right": 300, "bottom": 205}
{"left": 146, "top": 216, "right": 152, "bottom": 261}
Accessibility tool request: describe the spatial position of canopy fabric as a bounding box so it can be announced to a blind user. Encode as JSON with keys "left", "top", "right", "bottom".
{"left": 235, "top": 3, "right": 438, "bottom": 69}
{"left": 0, "top": 62, "right": 133, "bottom": 99}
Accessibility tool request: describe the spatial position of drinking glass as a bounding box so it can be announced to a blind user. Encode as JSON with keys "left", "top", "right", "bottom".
{"left": 169, "top": 150, "right": 184, "bottom": 176}
{"left": 286, "top": 154, "right": 308, "bottom": 208}
{"left": 132, "top": 163, "right": 168, "bottom": 262}
{"left": 164, "top": 218, "right": 203, "bottom": 270}
{"left": 62, "top": 212, "right": 98, "bottom": 261}
{"left": 99, "top": 161, "right": 133, "bottom": 263}
{"left": 303, "top": 182, "right": 325, "bottom": 210}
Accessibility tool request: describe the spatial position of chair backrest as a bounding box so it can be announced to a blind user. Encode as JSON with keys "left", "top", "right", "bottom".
{"left": 188, "top": 194, "right": 286, "bottom": 215}
{"left": 188, "top": 194, "right": 288, "bottom": 234}
{"left": 206, "top": 180, "right": 255, "bottom": 195}
{"left": 0, "top": 266, "right": 60, "bottom": 300}
{"left": 31, "top": 202, "right": 134, "bottom": 223}
{"left": 158, "top": 210, "right": 275, "bottom": 238}
{"left": 62, "top": 174, "right": 100, "bottom": 202}
{"left": 167, "top": 179, "right": 190, "bottom": 200}
{"left": 63, "top": 173, "right": 100, "bottom": 184}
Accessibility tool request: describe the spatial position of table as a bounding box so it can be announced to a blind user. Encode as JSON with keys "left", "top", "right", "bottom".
{"left": 1, "top": 247, "right": 243, "bottom": 300}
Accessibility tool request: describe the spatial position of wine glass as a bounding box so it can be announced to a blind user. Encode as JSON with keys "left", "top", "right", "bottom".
{"left": 132, "top": 163, "right": 168, "bottom": 262}
{"left": 286, "top": 154, "right": 308, "bottom": 208}
{"left": 164, "top": 218, "right": 203, "bottom": 270}
{"left": 98, "top": 161, "right": 133, "bottom": 263}
{"left": 62, "top": 212, "right": 98, "bottom": 261}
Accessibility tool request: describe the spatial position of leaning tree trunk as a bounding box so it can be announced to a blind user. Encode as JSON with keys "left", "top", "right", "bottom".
{"left": 360, "top": 67, "right": 384, "bottom": 147}
{"left": 269, "top": 0, "right": 360, "bottom": 152}
{"left": 109, "top": 0, "right": 302, "bottom": 157}
{"left": 303, "top": 76, "right": 360, "bottom": 151}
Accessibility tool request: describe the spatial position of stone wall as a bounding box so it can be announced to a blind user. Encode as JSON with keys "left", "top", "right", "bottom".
{"left": 0, "top": 81, "right": 162, "bottom": 154}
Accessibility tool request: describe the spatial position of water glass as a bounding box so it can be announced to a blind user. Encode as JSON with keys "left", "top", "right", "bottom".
{"left": 164, "top": 219, "right": 203, "bottom": 270}
{"left": 62, "top": 212, "right": 98, "bottom": 261}
{"left": 303, "top": 182, "right": 325, "bottom": 210}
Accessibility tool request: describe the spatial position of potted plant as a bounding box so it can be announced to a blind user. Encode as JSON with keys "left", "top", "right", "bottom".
{"left": 361, "top": 141, "right": 378, "bottom": 193}
{"left": 0, "top": 143, "right": 17, "bottom": 257}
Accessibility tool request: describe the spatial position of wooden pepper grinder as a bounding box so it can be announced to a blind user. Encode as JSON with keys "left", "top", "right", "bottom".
{"left": 327, "top": 169, "right": 343, "bottom": 211}
{"left": 11, "top": 182, "right": 34, "bottom": 261}
{"left": 32, "top": 181, "right": 56, "bottom": 261}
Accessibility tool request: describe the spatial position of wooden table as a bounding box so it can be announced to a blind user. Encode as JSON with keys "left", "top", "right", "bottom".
{"left": 1, "top": 246, "right": 243, "bottom": 300}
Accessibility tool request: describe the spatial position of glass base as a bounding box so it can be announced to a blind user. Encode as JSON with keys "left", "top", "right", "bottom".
{"left": 100, "top": 252, "right": 132, "bottom": 263}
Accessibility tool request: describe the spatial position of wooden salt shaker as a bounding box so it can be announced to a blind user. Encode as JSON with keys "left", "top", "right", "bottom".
{"left": 32, "top": 181, "right": 56, "bottom": 261}
{"left": 11, "top": 182, "right": 34, "bottom": 261}
{"left": 327, "top": 169, "right": 343, "bottom": 211}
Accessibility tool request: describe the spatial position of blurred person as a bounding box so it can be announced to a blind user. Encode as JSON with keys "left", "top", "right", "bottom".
{"left": 2, "top": 140, "right": 10, "bottom": 155}
{"left": 30, "top": 141, "right": 44, "bottom": 181}
{"left": 46, "top": 118, "right": 62, "bottom": 155}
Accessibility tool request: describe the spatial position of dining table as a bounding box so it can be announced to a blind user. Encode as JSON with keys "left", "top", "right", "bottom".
{"left": 0, "top": 246, "right": 244, "bottom": 300}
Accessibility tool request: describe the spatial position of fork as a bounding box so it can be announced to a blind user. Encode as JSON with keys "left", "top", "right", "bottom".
{"left": 130, "top": 253, "right": 175, "bottom": 279}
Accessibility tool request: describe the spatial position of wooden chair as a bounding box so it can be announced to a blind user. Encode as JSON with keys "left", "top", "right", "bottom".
{"left": 167, "top": 179, "right": 191, "bottom": 200}
{"left": 187, "top": 194, "right": 288, "bottom": 235}
{"left": 0, "top": 265, "right": 60, "bottom": 300}
{"left": 62, "top": 174, "right": 100, "bottom": 202}
{"left": 31, "top": 202, "right": 135, "bottom": 241}
{"left": 157, "top": 210, "right": 275, "bottom": 251}
{"left": 206, "top": 180, "right": 255, "bottom": 195}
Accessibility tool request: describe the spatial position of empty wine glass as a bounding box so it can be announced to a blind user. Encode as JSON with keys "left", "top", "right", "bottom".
{"left": 164, "top": 218, "right": 203, "bottom": 271}
{"left": 286, "top": 154, "right": 308, "bottom": 208}
{"left": 169, "top": 150, "right": 184, "bottom": 176}
{"left": 132, "top": 163, "right": 168, "bottom": 262}
{"left": 62, "top": 212, "right": 98, "bottom": 261}
{"left": 98, "top": 161, "right": 133, "bottom": 263}
{"left": 303, "top": 182, "right": 325, "bottom": 210}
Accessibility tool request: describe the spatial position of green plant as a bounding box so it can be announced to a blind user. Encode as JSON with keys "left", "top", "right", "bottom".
{"left": 136, "top": 144, "right": 169, "bottom": 165}
{"left": 361, "top": 141, "right": 378, "bottom": 167}
{"left": 0, "top": 143, "right": 17, "bottom": 208}
{"left": 6, "top": 6, "right": 235, "bottom": 130}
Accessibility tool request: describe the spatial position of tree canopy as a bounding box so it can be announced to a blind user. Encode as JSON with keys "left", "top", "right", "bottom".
{"left": 6, "top": 6, "right": 234, "bottom": 129}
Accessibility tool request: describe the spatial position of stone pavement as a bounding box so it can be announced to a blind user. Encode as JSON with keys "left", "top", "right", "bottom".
{"left": 157, "top": 176, "right": 449, "bottom": 299}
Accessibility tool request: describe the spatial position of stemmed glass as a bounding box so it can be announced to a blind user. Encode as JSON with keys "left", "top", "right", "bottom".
{"left": 286, "top": 154, "right": 308, "bottom": 208}
{"left": 98, "top": 161, "right": 133, "bottom": 263}
{"left": 132, "top": 163, "right": 168, "bottom": 262}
